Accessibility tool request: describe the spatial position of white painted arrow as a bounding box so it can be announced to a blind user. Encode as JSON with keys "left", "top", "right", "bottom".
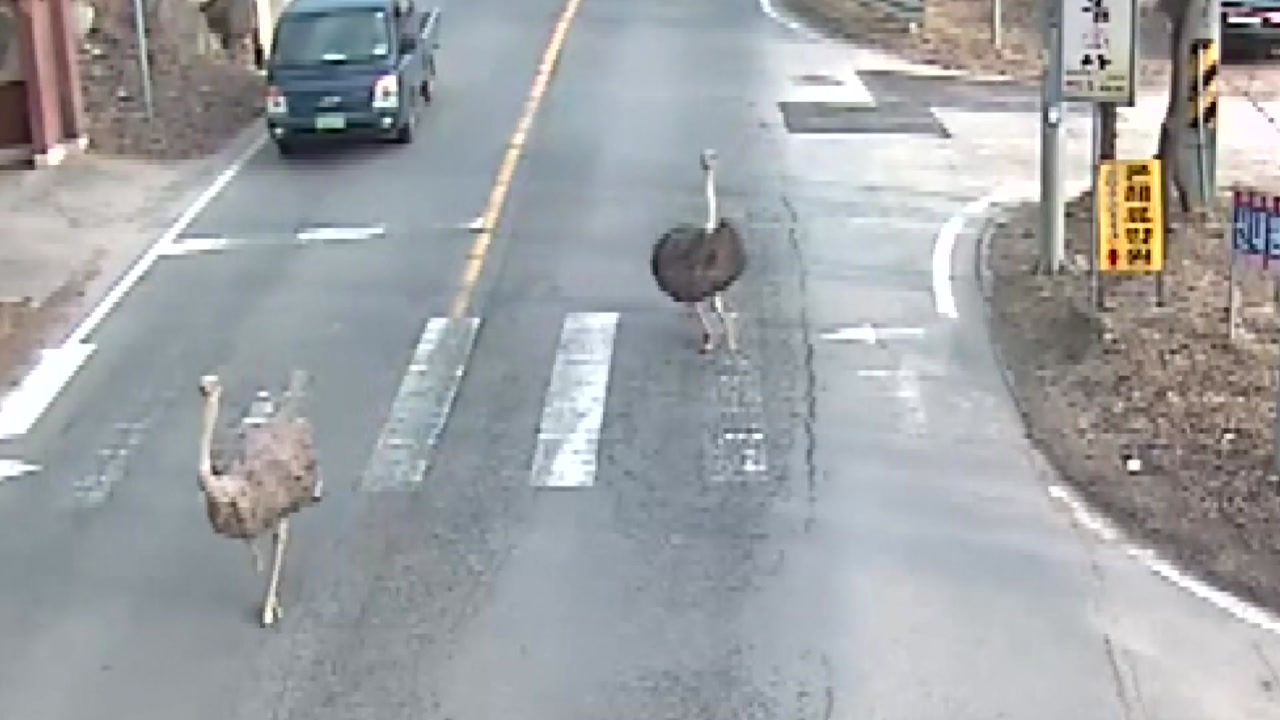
{"left": 0, "top": 458, "right": 40, "bottom": 483}
{"left": 819, "top": 324, "right": 925, "bottom": 344}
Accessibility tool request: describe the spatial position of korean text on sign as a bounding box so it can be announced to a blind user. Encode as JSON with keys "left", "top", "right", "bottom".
{"left": 1096, "top": 158, "right": 1164, "bottom": 273}
{"left": 1230, "top": 190, "right": 1280, "bottom": 271}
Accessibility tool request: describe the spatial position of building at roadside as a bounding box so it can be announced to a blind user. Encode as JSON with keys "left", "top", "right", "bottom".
{"left": 0, "top": 0, "right": 88, "bottom": 168}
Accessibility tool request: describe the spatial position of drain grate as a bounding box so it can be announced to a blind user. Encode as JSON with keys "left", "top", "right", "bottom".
{"left": 777, "top": 101, "right": 948, "bottom": 137}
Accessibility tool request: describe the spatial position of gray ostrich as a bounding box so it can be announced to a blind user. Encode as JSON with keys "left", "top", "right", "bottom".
{"left": 651, "top": 149, "right": 748, "bottom": 353}
{"left": 196, "top": 371, "right": 323, "bottom": 627}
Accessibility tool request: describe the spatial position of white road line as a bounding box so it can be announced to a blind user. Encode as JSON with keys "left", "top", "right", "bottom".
{"left": 932, "top": 193, "right": 1003, "bottom": 319}
{"left": 756, "top": 0, "right": 826, "bottom": 40}
{"left": 530, "top": 312, "right": 619, "bottom": 489}
{"left": 67, "top": 134, "right": 265, "bottom": 347}
{"left": 0, "top": 133, "right": 265, "bottom": 440}
{"left": 1046, "top": 481, "right": 1280, "bottom": 636}
{"left": 156, "top": 236, "right": 235, "bottom": 257}
{"left": 854, "top": 367, "right": 927, "bottom": 433}
{"left": 295, "top": 225, "right": 387, "bottom": 243}
{"left": 0, "top": 458, "right": 39, "bottom": 483}
{"left": 0, "top": 343, "right": 95, "bottom": 440}
{"left": 709, "top": 353, "right": 770, "bottom": 482}
{"left": 361, "top": 316, "right": 481, "bottom": 492}
{"left": 932, "top": 178, "right": 1094, "bottom": 320}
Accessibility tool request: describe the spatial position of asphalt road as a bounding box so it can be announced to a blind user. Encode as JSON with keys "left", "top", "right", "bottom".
{"left": 3, "top": 0, "right": 1276, "bottom": 717}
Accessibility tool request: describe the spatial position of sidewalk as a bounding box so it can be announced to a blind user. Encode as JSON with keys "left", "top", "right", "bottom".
{"left": 932, "top": 93, "right": 1280, "bottom": 198}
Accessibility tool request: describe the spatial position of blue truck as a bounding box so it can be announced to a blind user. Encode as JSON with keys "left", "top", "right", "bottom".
{"left": 263, "top": 0, "right": 441, "bottom": 154}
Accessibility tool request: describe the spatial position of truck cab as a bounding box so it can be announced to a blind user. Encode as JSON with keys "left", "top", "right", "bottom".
{"left": 264, "top": 0, "right": 440, "bottom": 154}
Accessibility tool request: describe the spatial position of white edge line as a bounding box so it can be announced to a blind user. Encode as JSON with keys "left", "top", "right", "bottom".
{"left": 932, "top": 178, "right": 1094, "bottom": 319}
{"left": 757, "top": 0, "right": 827, "bottom": 40}
{"left": 0, "top": 134, "right": 265, "bottom": 441}
{"left": 65, "top": 134, "right": 265, "bottom": 347}
{"left": 1048, "top": 482, "right": 1280, "bottom": 636}
{"left": 932, "top": 191, "right": 1005, "bottom": 319}
{"left": 0, "top": 458, "right": 40, "bottom": 482}
{"left": 957, "top": 180, "right": 1280, "bottom": 632}
{"left": 0, "top": 342, "right": 96, "bottom": 439}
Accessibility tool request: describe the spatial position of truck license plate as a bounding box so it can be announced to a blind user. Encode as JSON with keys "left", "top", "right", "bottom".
{"left": 315, "top": 114, "right": 346, "bottom": 131}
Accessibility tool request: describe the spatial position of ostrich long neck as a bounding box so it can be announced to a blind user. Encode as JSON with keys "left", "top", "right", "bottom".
{"left": 703, "top": 164, "right": 717, "bottom": 233}
{"left": 198, "top": 390, "right": 222, "bottom": 487}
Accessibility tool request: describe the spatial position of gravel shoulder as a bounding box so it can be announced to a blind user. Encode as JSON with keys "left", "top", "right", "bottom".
{"left": 983, "top": 192, "right": 1280, "bottom": 613}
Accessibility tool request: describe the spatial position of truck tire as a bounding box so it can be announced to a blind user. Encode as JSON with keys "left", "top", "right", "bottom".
{"left": 393, "top": 109, "right": 416, "bottom": 144}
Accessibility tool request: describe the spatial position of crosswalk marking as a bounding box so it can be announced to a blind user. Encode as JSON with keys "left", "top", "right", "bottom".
{"left": 530, "top": 312, "right": 620, "bottom": 489}
{"left": 361, "top": 316, "right": 480, "bottom": 492}
{"left": 708, "top": 353, "right": 770, "bottom": 482}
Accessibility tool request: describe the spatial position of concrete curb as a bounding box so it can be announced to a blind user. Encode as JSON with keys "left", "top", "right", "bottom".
{"left": 970, "top": 192, "right": 1280, "bottom": 636}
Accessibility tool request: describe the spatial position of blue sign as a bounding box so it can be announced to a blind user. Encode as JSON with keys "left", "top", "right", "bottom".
{"left": 1234, "top": 190, "right": 1254, "bottom": 255}
{"left": 1250, "top": 194, "right": 1269, "bottom": 260}
{"left": 1269, "top": 196, "right": 1280, "bottom": 269}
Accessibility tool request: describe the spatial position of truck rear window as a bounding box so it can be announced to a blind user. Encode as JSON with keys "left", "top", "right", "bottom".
{"left": 273, "top": 9, "right": 392, "bottom": 65}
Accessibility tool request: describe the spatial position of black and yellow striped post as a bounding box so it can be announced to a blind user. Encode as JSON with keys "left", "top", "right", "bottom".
{"left": 1188, "top": 38, "right": 1219, "bottom": 132}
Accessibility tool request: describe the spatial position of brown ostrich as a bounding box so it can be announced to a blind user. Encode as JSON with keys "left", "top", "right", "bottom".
{"left": 196, "top": 371, "right": 322, "bottom": 627}
{"left": 650, "top": 148, "right": 748, "bottom": 353}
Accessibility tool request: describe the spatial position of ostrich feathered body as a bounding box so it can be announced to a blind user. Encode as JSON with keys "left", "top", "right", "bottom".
{"left": 201, "top": 375, "right": 321, "bottom": 540}
{"left": 650, "top": 217, "right": 747, "bottom": 304}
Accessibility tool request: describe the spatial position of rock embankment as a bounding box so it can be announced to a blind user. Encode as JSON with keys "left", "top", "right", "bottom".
{"left": 78, "top": 0, "right": 262, "bottom": 159}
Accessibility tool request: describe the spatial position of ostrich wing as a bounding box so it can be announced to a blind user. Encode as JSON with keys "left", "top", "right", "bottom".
{"left": 704, "top": 219, "right": 747, "bottom": 295}
{"left": 652, "top": 225, "right": 714, "bottom": 303}
{"left": 242, "top": 416, "right": 320, "bottom": 515}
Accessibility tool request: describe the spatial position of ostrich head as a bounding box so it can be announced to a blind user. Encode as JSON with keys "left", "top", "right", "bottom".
{"left": 699, "top": 149, "right": 717, "bottom": 173}
{"left": 198, "top": 374, "right": 222, "bottom": 400}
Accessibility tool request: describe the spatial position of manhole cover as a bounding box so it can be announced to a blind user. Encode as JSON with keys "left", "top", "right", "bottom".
{"left": 792, "top": 73, "right": 843, "bottom": 86}
{"left": 777, "top": 101, "right": 948, "bottom": 137}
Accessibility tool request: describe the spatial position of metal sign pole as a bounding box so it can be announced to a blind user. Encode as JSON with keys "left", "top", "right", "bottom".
{"left": 1090, "top": 105, "right": 1102, "bottom": 309}
{"left": 992, "top": 0, "right": 1003, "bottom": 48}
{"left": 1040, "top": 0, "right": 1065, "bottom": 273}
{"left": 131, "top": 0, "right": 154, "bottom": 120}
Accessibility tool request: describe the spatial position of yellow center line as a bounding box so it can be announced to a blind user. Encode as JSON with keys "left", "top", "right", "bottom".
{"left": 448, "top": 0, "right": 585, "bottom": 320}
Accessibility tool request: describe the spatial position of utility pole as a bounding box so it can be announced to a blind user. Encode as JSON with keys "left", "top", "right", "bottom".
{"left": 992, "top": 0, "right": 1003, "bottom": 49}
{"left": 1178, "top": 0, "right": 1219, "bottom": 210}
{"left": 1039, "top": 0, "right": 1066, "bottom": 274}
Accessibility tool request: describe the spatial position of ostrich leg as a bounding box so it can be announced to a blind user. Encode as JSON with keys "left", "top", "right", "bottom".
{"left": 261, "top": 518, "right": 289, "bottom": 627}
{"left": 711, "top": 293, "right": 737, "bottom": 352}
{"left": 689, "top": 301, "right": 716, "bottom": 352}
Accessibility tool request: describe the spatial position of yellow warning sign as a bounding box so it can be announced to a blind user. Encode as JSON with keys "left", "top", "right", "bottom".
{"left": 1096, "top": 158, "right": 1165, "bottom": 273}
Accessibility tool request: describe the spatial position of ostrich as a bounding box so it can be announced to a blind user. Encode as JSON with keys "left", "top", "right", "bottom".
{"left": 650, "top": 148, "right": 748, "bottom": 353}
{"left": 197, "top": 371, "right": 323, "bottom": 627}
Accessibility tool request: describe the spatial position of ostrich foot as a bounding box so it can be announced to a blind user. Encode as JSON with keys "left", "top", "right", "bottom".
{"left": 261, "top": 595, "right": 282, "bottom": 627}
{"left": 699, "top": 332, "right": 715, "bottom": 353}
